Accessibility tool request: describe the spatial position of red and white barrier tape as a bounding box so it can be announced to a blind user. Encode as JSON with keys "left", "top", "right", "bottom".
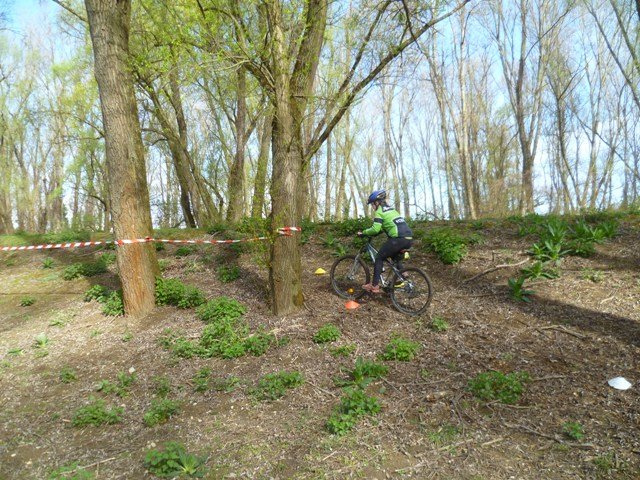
{"left": 0, "top": 227, "right": 302, "bottom": 252}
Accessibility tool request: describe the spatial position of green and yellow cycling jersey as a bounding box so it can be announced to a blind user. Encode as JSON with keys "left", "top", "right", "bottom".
{"left": 362, "top": 205, "right": 412, "bottom": 238}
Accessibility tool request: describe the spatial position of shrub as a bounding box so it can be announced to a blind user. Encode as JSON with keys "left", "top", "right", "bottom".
{"left": 244, "top": 332, "right": 275, "bottom": 356}
{"left": 177, "top": 286, "right": 206, "bottom": 309}
{"left": 251, "top": 371, "right": 304, "bottom": 401}
{"left": 156, "top": 277, "right": 187, "bottom": 306}
{"left": 313, "top": 324, "right": 341, "bottom": 344}
{"left": 72, "top": 397, "right": 123, "bottom": 427}
{"left": 217, "top": 264, "right": 240, "bottom": 283}
{"left": 84, "top": 285, "right": 109, "bottom": 303}
{"left": 144, "top": 442, "right": 207, "bottom": 478}
{"left": 331, "top": 217, "right": 372, "bottom": 237}
{"left": 422, "top": 228, "right": 469, "bottom": 264}
{"left": 20, "top": 296, "right": 36, "bottom": 307}
{"left": 144, "top": 398, "right": 181, "bottom": 427}
{"left": 62, "top": 260, "right": 108, "bottom": 281}
{"left": 380, "top": 336, "right": 420, "bottom": 361}
{"left": 102, "top": 291, "right": 124, "bottom": 316}
{"left": 196, "top": 297, "right": 246, "bottom": 324}
{"left": 100, "top": 252, "right": 116, "bottom": 265}
{"left": 199, "top": 320, "right": 248, "bottom": 359}
{"left": 325, "top": 388, "right": 381, "bottom": 435}
{"left": 468, "top": 370, "right": 530, "bottom": 404}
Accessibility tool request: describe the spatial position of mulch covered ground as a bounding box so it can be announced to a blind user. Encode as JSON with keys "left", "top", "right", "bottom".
{"left": 0, "top": 217, "right": 639, "bottom": 479}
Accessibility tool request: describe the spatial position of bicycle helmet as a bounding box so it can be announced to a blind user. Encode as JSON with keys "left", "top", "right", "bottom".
{"left": 367, "top": 189, "right": 386, "bottom": 204}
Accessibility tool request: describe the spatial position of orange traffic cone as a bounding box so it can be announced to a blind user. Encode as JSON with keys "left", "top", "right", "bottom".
{"left": 345, "top": 300, "right": 360, "bottom": 310}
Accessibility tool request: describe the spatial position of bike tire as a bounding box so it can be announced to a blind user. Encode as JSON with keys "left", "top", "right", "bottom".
{"left": 390, "top": 267, "right": 433, "bottom": 315}
{"left": 330, "top": 255, "right": 370, "bottom": 300}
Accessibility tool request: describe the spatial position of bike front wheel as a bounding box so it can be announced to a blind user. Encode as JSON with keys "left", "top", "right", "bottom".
{"left": 330, "top": 255, "right": 370, "bottom": 300}
{"left": 390, "top": 267, "right": 433, "bottom": 315}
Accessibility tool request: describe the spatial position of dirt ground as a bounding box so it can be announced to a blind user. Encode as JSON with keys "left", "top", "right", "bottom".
{"left": 0, "top": 216, "right": 639, "bottom": 479}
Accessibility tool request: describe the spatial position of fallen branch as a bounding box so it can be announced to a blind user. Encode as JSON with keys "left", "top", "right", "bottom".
{"left": 505, "top": 423, "right": 595, "bottom": 449}
{"left": 538, "top": 325, "right": 586, "bottom": 339}
{"left": 460, "top": 259, "right": 529, "bottom": 285}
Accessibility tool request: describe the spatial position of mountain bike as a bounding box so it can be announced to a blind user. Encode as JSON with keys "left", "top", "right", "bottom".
{"left": 330, "top": 237, "right": 433, "bottom": 315}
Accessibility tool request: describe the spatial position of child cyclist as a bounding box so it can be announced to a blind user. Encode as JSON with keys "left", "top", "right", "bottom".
{"left": 357, "top": 189, "right": 413, "bottom": 294}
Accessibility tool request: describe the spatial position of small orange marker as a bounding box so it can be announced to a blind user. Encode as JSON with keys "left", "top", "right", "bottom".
{"left": 345, "top": 300, "right": 360, "bottom": 310}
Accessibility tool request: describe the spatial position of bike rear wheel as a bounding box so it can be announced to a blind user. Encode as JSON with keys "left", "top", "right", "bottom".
{"left": 330, "top": 255, "right": 370, "bottom": 300}
{"left": 390, "top": 267, "right": 433, "bottom": 315}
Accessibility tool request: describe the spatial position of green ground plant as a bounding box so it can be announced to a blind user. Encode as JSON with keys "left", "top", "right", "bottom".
{"left": 155, "top": 278, "right": 206, "bottom": 309}
{"left": 144, "top": 398, "right": 181, "bottom": 427}
{"left": 581, "top": 268, "right": 605, "bottom": 283}
{"left": 468, "top": 370, "right": 530, "bottom": 404}
{"left": 102, "top": 291, "right": 124, "bottom": 316}
{"left": 428, "top": 423, "right": 460, "bottom": 447}
{"left": 62, "top": 260, "right": 108, "bottom": 281}
{"left": 34, "top": 332, "right": 49, "bottom": 349}
{"left": 508, "top": 276, "right": 535, "bottom": 302}
{"left": 211, "top": 376, "right": 242, "bottom": 392}
{"left": 244, "top": 332, "right": 276, "bottom": 356}
{"left": 329, "top": 344, "right": 357, "bottom": 357}
{"left": 196, "top": 297, "right": 246, "bottom": 323}
{"left": 380, "top": 336, "right": 420, "bottom": 361}
{"left": 84, "top": 285, "right": 110, "bottom": 303}
{"left": 562, "top": 421, "right": 585, "bottom": 441}
{"left": 520, "top": 261, "right": 559, "bottom": 280}
{"left": 421, "top": 227, "right": 469, "bottom": 264}
{"left": 153, "top": 376, "right": 172, "bottom": 398}
{"left": 96, "top": 371, "right": 136, "bottom": 397}
{"left": 144, "top": 441, "right": 207, "bottom": 478}
{"left": 60, "top": 367, "right": 78, "bottom": 383}
{"left": 48, "top": 462, "right": 95, "bottom": 480}
{"left": 42, "top": 257, "right": 54, "bottom": 269}
{"left": 72, "top": 397, "right": 123, "bottom": 427}
{"left": 336, "top": 357, "right": 388, "bottom": 388}
{"left": 312, "top": 324, "right": 341, "bottom": 344}
{"left": 325, "top": 387, "right": 381, "bottom": 436}
{"left": 20, "top": 296, "right": 36, "bottom": 306}
{"left": 174, "top": 245, "right": 197, "bottom": 257}
{"left": 193, "top": 368, "right": 211, "bottom": 393}
{"left": 217, "top": 264, "right": 240, "bottom": 283}
{"left": 251, "top": 371, "right": 304, "bottom": 401}
{"left": 429, "top": 317, "right": 449, "bottom": 332}
{"left": 331, "top": 217, "right": 371, "bottom": 237}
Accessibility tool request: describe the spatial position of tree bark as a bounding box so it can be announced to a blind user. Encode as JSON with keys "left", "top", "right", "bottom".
{"left": 85, "top": 0, "right": 159, "bottom": 317}
{"left": 227, "top": 67, "right": 247, "bottom": 223}
{"left": 251, "top": 111, "right": 273, "bottom": 218}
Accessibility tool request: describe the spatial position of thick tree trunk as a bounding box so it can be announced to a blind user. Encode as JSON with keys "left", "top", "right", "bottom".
{"left": 85, "top": 0, "right": 159, "bottom": 317}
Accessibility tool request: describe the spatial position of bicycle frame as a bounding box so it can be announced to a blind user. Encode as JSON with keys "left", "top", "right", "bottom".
{"left": 358, "top": 238, "right": 403, "bottom": 289}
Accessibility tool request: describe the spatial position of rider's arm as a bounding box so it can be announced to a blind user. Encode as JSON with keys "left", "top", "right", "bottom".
{"left": 362, "top": 211, "right": 383, "bottom": 236}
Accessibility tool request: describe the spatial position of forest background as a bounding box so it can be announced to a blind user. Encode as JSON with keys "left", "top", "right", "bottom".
{"left": 0, "top": 0, "right": 639, "bottom": 315}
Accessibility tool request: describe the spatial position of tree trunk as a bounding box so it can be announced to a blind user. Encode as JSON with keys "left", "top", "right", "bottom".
{"left": 251, "top": 111, "right": 273, "bottom": 218}
{"left": 85, "top": 0, "right": 159, "bottom": 317}
{"left": 227, "top": 67, "right": 247, "bottom": 224}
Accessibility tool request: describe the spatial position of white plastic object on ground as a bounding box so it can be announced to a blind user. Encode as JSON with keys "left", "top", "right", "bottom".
{"left": 607, "top": 377, "right": 632, "bottom": 390}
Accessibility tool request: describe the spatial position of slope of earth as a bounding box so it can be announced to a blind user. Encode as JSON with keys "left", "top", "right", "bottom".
{"left": 0, "top": 215, "right": 639, "bottom": 479}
